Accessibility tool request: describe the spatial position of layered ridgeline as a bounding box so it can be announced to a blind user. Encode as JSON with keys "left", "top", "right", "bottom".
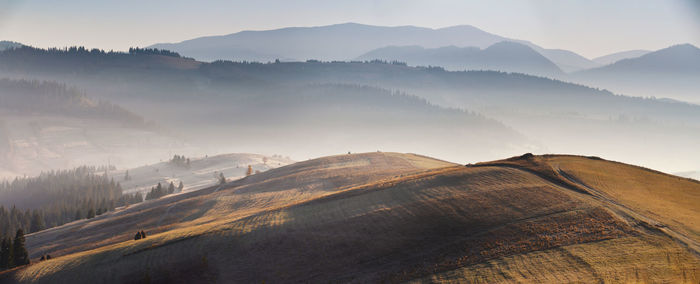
{"left": 1, "top": 45, "right": 697, "bottom": 174}
{"left": 573, "top": 44, "right": 700, "bottom": 104}
{"left": 0, "top": 46, "right": 535, "bottom": 165}
{"left": 148, "top": 22, "right": 600, "bottom": 72}
{"left": 0, "top": 78, "right": 191, "bottom": 178}
{"left": 356, "top": 42, "right": 564, "bottom": 77}
{"left": 1, "top": 152, "right": 697, "bottom": 283}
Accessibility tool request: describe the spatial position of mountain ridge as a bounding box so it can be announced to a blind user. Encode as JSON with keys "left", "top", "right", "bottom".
{"left": 148, "top": 22, "right": 599, "bottom": 72}
{"left": 356, "top": 41, "right": 563, "bottom": 76}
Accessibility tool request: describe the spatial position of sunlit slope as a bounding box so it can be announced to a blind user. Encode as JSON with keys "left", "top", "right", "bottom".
{"left": 475, "top": 154, "right": 700, "bottom": 253}
{"left": 22, "top": 152, "right": 454, "bottom": 260}
{"left": 6, "top": 153, "right": 700, "bottom": 283}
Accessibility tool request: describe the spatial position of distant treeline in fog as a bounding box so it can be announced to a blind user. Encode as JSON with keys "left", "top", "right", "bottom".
{"left": 0, "top": 166, "right": 143, "bottom": 237}
{"left": 0, "top": 79, "right": 148, "bottom": 126}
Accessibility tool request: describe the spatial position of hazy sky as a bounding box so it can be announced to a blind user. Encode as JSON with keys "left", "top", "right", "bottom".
{"left": 1, "top": 0, "right": 698, "bottom": 58}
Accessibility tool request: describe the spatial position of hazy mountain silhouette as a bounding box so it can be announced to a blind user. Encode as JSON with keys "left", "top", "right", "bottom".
{"left": 1, "top": 45, "right": 699, "bottom": 173}
{"left": 592, "top": 49, "right": 650, "bottom": 65}
{"left": 573, "top": 44, "right": 700, "bottom": 103}
{"left": 357, "top": 41, "right": 563, "bottom": 77}
{"left": 0, "top": 78, "right": 186, "bottom": 178}
{"left": 149, "top": 23, "right": 598, "bottom": 73}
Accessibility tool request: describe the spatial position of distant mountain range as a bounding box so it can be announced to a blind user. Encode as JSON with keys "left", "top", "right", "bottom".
{"left": 572, "top": 44, "right": 700, "bottom": 103}
{"left": 149, "top": 23, "right": 603, "bottom": 73}
{"left": 592, "top": 49, "right": 650, "bottom": 65}
{"left": 356, "top": 42, "right": 563, "bottom": 77}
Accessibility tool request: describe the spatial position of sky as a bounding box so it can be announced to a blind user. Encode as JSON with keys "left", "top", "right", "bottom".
{"left": 0, "top": 0, "right": 698, "bottom": 59}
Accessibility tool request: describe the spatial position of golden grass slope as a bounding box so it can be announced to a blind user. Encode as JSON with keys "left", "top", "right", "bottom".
{"left": 3, "top": 153, "right": 699, "bottom": 283}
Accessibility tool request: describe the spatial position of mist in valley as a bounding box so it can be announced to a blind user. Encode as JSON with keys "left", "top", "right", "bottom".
{"left": 0, "top": 1, "right": 699, "bottom": 282}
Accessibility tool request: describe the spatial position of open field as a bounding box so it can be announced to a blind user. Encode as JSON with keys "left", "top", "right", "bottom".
{"left": 2, "top": 152, "right": 698, "bottom": 283}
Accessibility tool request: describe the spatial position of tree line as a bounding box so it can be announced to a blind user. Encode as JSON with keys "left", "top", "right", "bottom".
{"left": 0, "top": 166, "right": 144, "bottom": 237}
{"left": 145, "top": 181, "right": 183, "bottom": 201}
{"left": 170, "top": 155, "right": 191, "bottom": 168}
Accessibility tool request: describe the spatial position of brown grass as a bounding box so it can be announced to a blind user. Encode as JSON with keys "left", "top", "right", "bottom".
{"left": 6, "top": 152, "right": 700, "bottom": 283}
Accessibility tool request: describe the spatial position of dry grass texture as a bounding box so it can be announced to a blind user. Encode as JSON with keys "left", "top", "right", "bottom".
{"left": 4, "top": 152, "right": 699, "bottom": 283}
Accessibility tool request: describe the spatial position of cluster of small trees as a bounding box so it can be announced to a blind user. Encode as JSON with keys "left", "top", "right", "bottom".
{"left": 170, "top": 155, "right": 191, "bottom": 168}
{"left": 0, "top": 229, "right": 29, "bottom": 271}
{"left": 133, "top": 230, "right": 147, "bottom": 240}
{"left": 0, "top": 166, "right": 144, "bottom": 236}
{"left": 145, "top": 181, "right": 183, "bottom": 200}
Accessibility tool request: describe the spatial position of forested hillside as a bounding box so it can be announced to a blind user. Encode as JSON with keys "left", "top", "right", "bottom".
{"left": 1, "top": 46, "right": 698, "bottom": 174}
{"left": 0, "top": 166, "right": 143, "bottom": 238}
{"left": 0, "top": 79, "right": 146, "bottom": 127}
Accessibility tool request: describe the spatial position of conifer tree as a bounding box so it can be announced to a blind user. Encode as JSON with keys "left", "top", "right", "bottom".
{"left": 0, "top": 237, "right": 11, "bottom": 269}
{"left": 219, "top": 172, "right": 226, "bottom": 184}
{"left": 177, "top": 181, "right": 184, "bottom": 193}
{"left": 30, "top": 210, "right": 44, "bottom": 233}
{"left": 12, "top": 229, "right": 28, "bottom": 266}
{"left": 168, "top": 182, "right": 175, "bottom": 194}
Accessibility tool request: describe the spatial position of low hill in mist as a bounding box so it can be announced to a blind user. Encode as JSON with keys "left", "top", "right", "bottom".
{"left": 3, "top": 152, "right": 697, "bottom": 283}
{"left": 357, "top": 41, "right": 563, "bottom": 76}
{"left": 592, "top": 49, "right": 650, "bottom": 65}
{"left": 111, "top": 153, "right": 294, "bottom": 196}
{"left": 1, "top": 45, "right": 698, "bottom": 174}
{"left": 574, "top": 44, "right": 700, "bottom": 103}
{"left": 0, "top": 79, "right": 191, "bottom": 178}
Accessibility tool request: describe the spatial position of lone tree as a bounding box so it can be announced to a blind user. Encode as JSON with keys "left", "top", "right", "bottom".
{"left": 0, "top": 237, "right": 11, "bottom": 269}
{"left": 246, "top": 165, "right": 253, "bottom": 176}
{"left": 12, "top": 229, "right": 29, "bottom": 266}
{"left": 168, "top": 181, "right": 175, "bottom": 194}
{"left": 87, "top": 207, "right": 96, "bottom": 219}
{"left": 177, "top": 181, "right": 184, "bottom": 193}
{"left": 218, "top": 172, "right": 226, "bottom": 185}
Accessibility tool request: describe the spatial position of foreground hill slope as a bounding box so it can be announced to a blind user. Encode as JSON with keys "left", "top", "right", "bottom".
{"left": 2, "top": 153, "right": 699, "bottom": 283}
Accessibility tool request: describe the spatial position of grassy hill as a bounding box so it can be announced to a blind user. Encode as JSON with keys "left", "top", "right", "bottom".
{"left": 2, "top": 152, "right": 697, "bottom": 283}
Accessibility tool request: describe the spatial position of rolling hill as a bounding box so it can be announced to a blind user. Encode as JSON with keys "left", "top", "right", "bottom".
{"left": 149, "top": 23, "right": 599, "bottom": 72}
{"left": 2, "top": 152, "right": 697, "bottom": 283}
{"left": 357, "top": 42, "right": 563, "bottom": 77}
{"left": 109, "top": 153, "right": 295, "bottom": 196}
